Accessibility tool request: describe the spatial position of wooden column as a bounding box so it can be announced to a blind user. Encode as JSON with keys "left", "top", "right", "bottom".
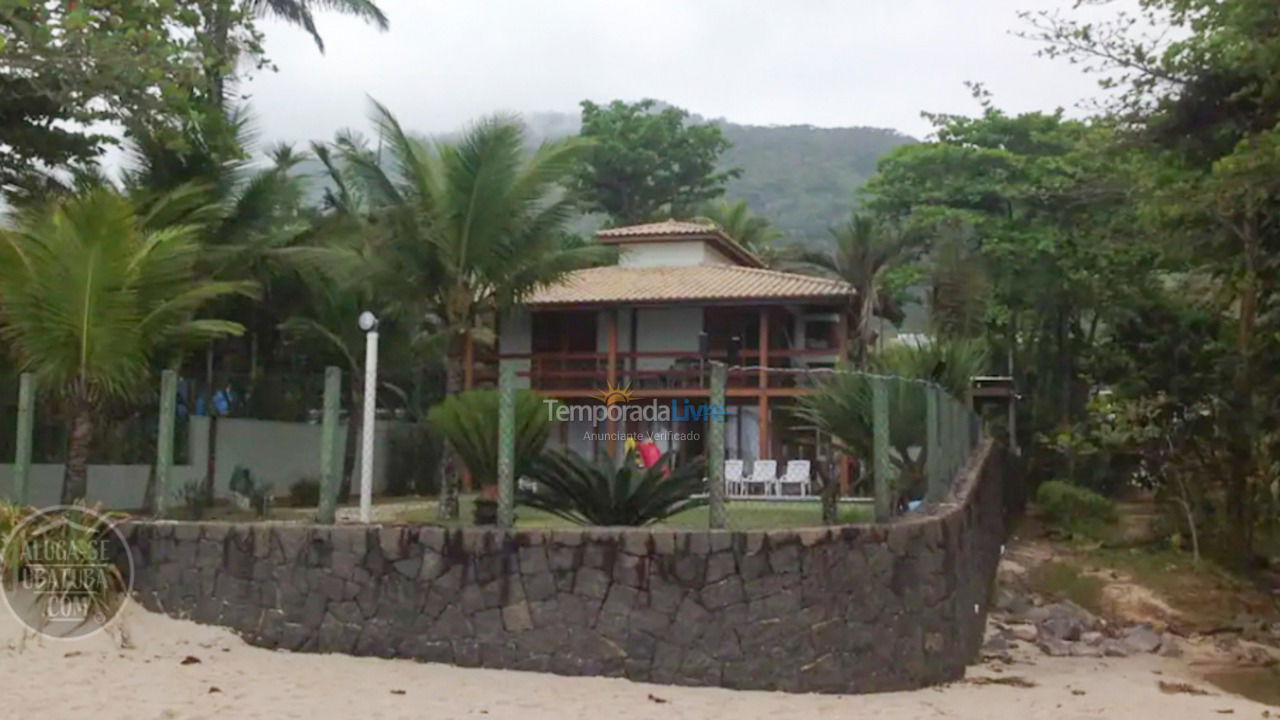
{"left": 317, "top": 366, "right": 342, "bottom": 524}
{"left": 836, "top": 307, "right": 850, "bottom": 365}
{"left": 463, "top": 332, "right": 474, "bottom": 390}
{"left": 605, "top": 308, "right": 619, "bottom": 457}
{"left": 757, "top": 308, "right": 770, "bottom": 460}
{"left": 836, "top": 308, "right": 851, "bottom": 494}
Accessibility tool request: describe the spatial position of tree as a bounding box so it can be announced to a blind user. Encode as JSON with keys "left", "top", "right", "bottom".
{"left": 0, "top": 1, "right": 211, "bottom": 190}
{"left": 788, "top": 213, "right": 920, "bottom": 363}
{"left": 202, "top": 0, "right": 388, "bottom": 106}
{"left": 327, "top": 101, "right": 614, "bottom": 519}
{"left": 1023, "top": 0, "right": 1280, "bottom": 563}
{"left": 694, "top": 199, "right": 783, "bottom": 265}
{"left": 574, "top": 99, "right": 741, "bottom": 225}
{"left": 0, "top": 189, "right": 254, "bottom": 503}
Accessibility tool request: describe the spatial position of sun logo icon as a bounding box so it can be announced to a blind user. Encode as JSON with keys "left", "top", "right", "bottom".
{"left": 593, "top": 381, "right": 637, "bottom": 406}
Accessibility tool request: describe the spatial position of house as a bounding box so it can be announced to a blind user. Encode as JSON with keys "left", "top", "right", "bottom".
{"left": 496, "top": 220, "right": 855, "bottom": 466}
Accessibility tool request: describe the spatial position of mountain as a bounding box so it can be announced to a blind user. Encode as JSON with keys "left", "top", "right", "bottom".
{"left": 524, "top": 110, "right": 915, "bottom": 246}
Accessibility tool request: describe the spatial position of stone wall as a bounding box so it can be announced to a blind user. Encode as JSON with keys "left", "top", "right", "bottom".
{"left": 119, "top": 439, "right": 1004, "bottom": 694}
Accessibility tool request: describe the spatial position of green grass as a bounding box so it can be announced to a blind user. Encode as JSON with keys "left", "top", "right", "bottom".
{"left": 393, "top": 495, "right": 873, "bottom": 530}
{"left": 1026, "top": 560, "right": 1108, "bottom": 616}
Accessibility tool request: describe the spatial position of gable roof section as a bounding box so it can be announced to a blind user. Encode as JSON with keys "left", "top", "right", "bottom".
{"left": 596, "top": 219, "right": 764, "bottom": 268}
{"left": 525, "top": 265, "right": 854, "bottom": 307}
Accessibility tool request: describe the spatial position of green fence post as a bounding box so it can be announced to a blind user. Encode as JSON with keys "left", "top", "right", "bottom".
{"left": 155, "top": 369, "right": 178, "bottom": 516}
{"left": 497, "top": 364, "right": 516, "bottom": 529}
{"left": 13, "top": 373, "right": 35, "bottom": 505}
{"left": 318, "top": 366, "right": 342, "bottom": 524}
{"left": 708, "top": 361, "right": 727, "bottom": 529}
{"left": 925, "top": 383, "right": 943, "bottom": 503}
{"left": 872, "top": 375, "right": 892, "bottom": 522}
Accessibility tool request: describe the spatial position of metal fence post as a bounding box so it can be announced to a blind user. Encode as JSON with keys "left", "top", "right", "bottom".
{"left": 318, "top": 366, "right": 342, "bottom": 524}
{"left": 925, "top": 383, "right": 944, "bottom": 503}
{"left": 497, "top": 364, "right": 516, "bottom": 529}
{"left": 708, "top": 361, "right": 727, "bottom": 529}
{"left": 872, "top": 375, "right": 892, "bottom": 522}
{"left": 155, "top": 369, "right": 178, "bottom": 516}
{"left": 13, "top": 373, "right": 35, "bottom": 505}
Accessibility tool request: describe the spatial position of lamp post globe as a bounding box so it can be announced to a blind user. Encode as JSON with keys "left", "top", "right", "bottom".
{"left": 358, "top": 311, "right": 378, "bottom": 332}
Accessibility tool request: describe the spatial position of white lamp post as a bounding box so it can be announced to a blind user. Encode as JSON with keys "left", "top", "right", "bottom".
{"left": 357, "top": 311, "right": 380, "bottom": 523}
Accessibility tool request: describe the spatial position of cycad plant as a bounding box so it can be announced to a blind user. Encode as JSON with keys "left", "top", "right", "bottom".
{"left": 0, "top": 189, "right": 254, "bottom": 503}
{"left": 427, "top": 390, "right": 554, "bottom": 488}
{"left": 519, "top": 449, "right": 707, "bottom": 526}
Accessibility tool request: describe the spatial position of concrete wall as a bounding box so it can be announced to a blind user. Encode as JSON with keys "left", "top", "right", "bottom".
{"left": 120, "top": 439, "right": 1005, "bottom": 694}
{"left": 0, "top": 417, "right": 401, "bottom": 509}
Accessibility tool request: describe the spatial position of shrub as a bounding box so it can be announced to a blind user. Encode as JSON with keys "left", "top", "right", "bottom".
{"left": 427, "top": 389, "right": 555, "bottom": 488}
{"left": 518, "top": 449, "right": 707, "bottom": 526}
{"left": 1036, "top": 479, "right": 1117, "bottom": 537}
{"left": 384, "top": 422, "right": 443, "bottom": 496}
{"left": 288, "top": 477, "right": 321, "bottom": 507}
{"left": 178, "top": 479, "right": 209, "bottom": 520}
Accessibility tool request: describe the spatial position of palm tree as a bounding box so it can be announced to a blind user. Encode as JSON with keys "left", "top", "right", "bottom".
{"left": 329, "top": 101, "right": 614, "bottom": 518}
{"left": 205, "top": 1, "right": 389, "bottom": 107}
{"left": 789, "top": 213, "right": 921, "bottom": 363}
{"left": 0, "top": 189, "right": 255, "bottom": 503}
{"left": 695, "top": 199, "right": 783, "bottom": 265}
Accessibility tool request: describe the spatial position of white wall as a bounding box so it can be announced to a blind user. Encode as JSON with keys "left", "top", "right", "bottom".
{"left": 0, "top": 416, "right": 403, "bottom": 510}
{"left": 633, "top": 307, "right": 704, "bottom": 370}
{"left": 617, "top": 240, "right": 708, "bottom": 267}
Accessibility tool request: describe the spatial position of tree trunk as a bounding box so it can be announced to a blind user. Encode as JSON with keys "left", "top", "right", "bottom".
{"left": 436, "top": 347, "right": 464, "bottom": 521}
{"left": 61, "top": 406, "right": 93, "bottom": 504}
{"left": 339, "top": 383, "right": 362, "bottom": 502}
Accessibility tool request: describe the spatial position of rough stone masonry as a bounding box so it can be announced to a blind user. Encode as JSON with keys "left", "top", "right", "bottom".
{"left": 119, "top": 439, "right": 1004, "bottom": 694}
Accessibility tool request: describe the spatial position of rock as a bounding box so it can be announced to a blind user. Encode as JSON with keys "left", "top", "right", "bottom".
{"left": 995, "top": 587, "right": 1033, "bottom": 616}
{"left": 1036, "top": 637, "right": 1073, "bottom": 657}
{"left": 1069, "top": 642, "right": 1104, "bottom": 658}
{"left": 1034, "top": 601, "right": 1103, "bottom": 643}
{"left": 1081, "top": 631, "right": 1104, "bottom": 646}
{"left": 1234, "top": 644, "right": 1275, "bottom": 667}
{"left": 1102, "top": 640, "right": 1131, "bottom": 657}
{"left": 1008, "top": 624, "right": 1038, "bottom": 643}
{"left": 1121, "top": 624, "right": 1163, "bottom": 654}
{"left": 983, "top": 635, "right": 1013, "bottom": 653}
{"left": 1157, "top": 633, "right": 1182, "bottom": 658}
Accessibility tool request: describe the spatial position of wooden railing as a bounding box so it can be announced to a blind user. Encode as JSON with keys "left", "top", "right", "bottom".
{"left": 474, "top": 348, "right": 843, "bottom": 394}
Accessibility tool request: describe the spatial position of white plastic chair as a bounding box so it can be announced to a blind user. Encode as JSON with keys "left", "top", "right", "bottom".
{"left": 743, "top": 459, "right": 777, "bottom": 496}
{"left": 777, "top": 460, "right": 811, "bottom": 496}
{"left": 724, "top": 459, "right": 745, "bottom": 497}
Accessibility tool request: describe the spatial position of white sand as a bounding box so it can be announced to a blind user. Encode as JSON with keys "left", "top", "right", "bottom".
{"left": 0, "top": 603, "right": 1268, "bottom": 720}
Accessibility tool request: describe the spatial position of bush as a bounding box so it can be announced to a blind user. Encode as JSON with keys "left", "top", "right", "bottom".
{"left": 287, "top": 477, "right": 321, "bottom": 507}
{"left": 427, "top": 390, "right": 555, "bottom": 488}
{"left": 1036, "top": 479, "right": 1117, "bottom": 537}
{"left": 384, "top": 422, "right": 443, "bottom": 496}
{"left": 518, "top": 449, "right": 706, "bottom": 526}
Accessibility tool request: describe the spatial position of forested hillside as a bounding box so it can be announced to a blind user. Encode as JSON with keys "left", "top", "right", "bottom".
{"left": 524, "top": 110, "right": 915, "bottom": 244}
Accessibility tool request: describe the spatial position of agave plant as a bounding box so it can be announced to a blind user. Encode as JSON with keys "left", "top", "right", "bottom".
{"left": 427, "top": 389, "right": 555, "bottom": 488}
{"left": 518, "top": 449, "right": 707, "bottom": 527}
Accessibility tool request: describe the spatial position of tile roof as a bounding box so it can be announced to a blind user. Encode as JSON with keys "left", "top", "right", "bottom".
{"left": 595, "top": 219, "right": 764, "bottom": 268}
{"left": 526, "top": 265, "right": 855, "bottom": 306}
{"left": 596, "top": 219, "right": 722, "bottom": 238}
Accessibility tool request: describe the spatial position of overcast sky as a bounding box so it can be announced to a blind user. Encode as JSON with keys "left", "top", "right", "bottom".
{"left": 239, "top": 0, "right": 1131, "bottom": 145}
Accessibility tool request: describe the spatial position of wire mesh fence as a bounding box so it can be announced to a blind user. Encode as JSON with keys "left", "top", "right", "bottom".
{"left": 709, "top": 365, "right": 981, "bottom": 528}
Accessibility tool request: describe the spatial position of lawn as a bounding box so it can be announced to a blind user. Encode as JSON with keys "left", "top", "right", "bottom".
{"left": 392, "top": 495, "right": 873, "bottom": 530}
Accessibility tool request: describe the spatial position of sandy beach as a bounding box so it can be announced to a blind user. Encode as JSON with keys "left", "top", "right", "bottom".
{"left": 0, "top": 602, "right": 1268, "bottom": 720}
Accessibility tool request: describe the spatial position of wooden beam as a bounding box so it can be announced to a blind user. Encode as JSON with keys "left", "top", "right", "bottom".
{"left": 758, "top": 308, "right": 770, "bottom": 459}
{"left": 605, "top": 308, "right": 619, "bottom": 456}
{"left": 836, "top": 308, "right": 850, "bottom": 365}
